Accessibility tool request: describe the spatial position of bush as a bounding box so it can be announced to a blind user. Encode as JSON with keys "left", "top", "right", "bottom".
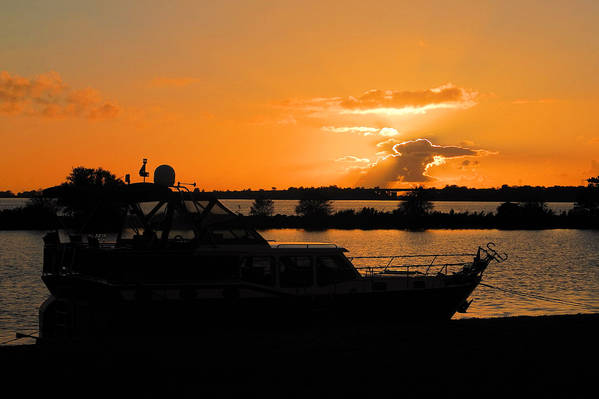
{"left": 249, "top": 198, "right": 274, "bottom": 217}
{"left": 295, "top": 198, "right": 333, "bottom": 218}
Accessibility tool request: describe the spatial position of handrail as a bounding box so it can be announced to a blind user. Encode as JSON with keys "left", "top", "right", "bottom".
{"left": 349, "top": 253, "right": 476, "bottom": 259}
{"left": 349, "top": 250, "right": 482, "bottom": 278}
{"left": 273, "top": 243, "right": 338, "bottom": 248}
{"left": 350, "top": 242, "right": 505, "bottom": 279}
{"left": 354, "top": 262, "right": 470, "bottom": 270}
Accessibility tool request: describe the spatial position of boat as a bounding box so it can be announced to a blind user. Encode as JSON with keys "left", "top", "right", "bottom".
{"left": 38, "top": 164, "right": 507, "bottom": 341}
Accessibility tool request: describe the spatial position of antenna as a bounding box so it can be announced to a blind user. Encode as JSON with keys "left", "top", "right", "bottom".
{"left": 154, "top": 165, "right": 176, "bottom": 187}
{"left": 139, "top": 158, "right": 149, "bottom": 182}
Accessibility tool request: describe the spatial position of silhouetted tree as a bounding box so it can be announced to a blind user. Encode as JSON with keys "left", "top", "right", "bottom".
{"left": 55, "top": 166, "right": 125, "bottom": 231}
{"left": 496, "top": 202, "right": 522, "bottom": 219}
{"left": 573, "top": 176, "right": 599, "bottom": 215}
{"left": 65, "top": 166, "right": 122, "bottom": 188}
{"left": 295, "top": 198, "right": 333, "bottom": 217}
{"left": 522, "top": 200, "right": 553, "bottom": 217}
{"left": 250, "top": 198, "right": 274, "bottom": 216}
{"left": 397, "top": 187, "right": 433, "bottom": 217}
{"left": 0, "top": 190, "right": 15, "bottom": 198}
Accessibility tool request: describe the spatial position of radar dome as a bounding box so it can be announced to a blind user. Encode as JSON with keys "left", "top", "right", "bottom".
{"left": 154, "top": 165, "right": 175, "bottom": 187}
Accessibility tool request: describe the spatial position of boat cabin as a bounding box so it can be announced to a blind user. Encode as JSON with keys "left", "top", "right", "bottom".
{"left": 42, "top": 183, "right": 361, "bottom": 291}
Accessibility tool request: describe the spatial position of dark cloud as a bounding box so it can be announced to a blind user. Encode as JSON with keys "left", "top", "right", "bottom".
{"left": 355, "top": 139, "right": 485, "bottom": 187}
{"left": 340, "top": 85, "right": 475, "bottom": 110}
{"left": 283, "top": 84, "right": 477, "bottom": 115}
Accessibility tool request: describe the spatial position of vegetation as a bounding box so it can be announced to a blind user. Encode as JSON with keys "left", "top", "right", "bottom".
{"left": 1, "top": 172, "right": 599, "bottom": 231}
{"left": 199, "top": 184, "right": 589, "bottom": 201}
{"left": 249, "top": 198, "right": 274, "bottom": 217}
{"left": 57, "top": 167, "right": 123, "bottom": 213}
{"left": 0, "top": 167, "right": 125, "bottom": 231}
{"left": 2, "top": 182, "right": 596, "bottom": 201}
{"left": 397, "top": 186, "right": 433, "bottom": 217}
{"left": 0, "top": 197, "right": 56, "bottom": 229}
{"left": 295, "top": 198, "right": 333, "bottom": 218}
{"left": 572, "top": 176, "right": 599, "bottom": 215}
{"left": 0, "top": 189, "right": 42, "bottom": 198}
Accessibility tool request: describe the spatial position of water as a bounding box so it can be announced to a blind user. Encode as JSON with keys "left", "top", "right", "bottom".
{"left": 0, "top": 198, "right": 575, "bottom": 215}
{"left": 0, "top": 231, "right": 46, "bottom": 344}
{"left": 220, "top": 200, "right": 576, "bottom": 215}
{"left": 0, "top": 198, "right": 30, "bottom": 210}
{"left": 1, "top": 228, "right": 598, "bottom": 345}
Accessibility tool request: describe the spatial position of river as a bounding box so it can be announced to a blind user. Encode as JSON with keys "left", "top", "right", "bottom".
{"left": 1, "top": 228, "right": 598, "bottom": 345}
{"left": 0, "top": 198, "right": 576, "bottom": 215}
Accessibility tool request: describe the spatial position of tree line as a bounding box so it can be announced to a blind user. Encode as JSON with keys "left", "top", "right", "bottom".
{"left": 2, "top": 183, "right": 593, "bottom": 201}
{"left": 203, "top": 184, "right": 589, "bottom": 201}
{"left": 0, "top": 167, "right": 598, "bottom": 230}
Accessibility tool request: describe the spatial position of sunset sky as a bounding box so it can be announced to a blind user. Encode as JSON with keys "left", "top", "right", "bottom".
{"left": 2, "top": 1, "right": 599, "bottom": 192}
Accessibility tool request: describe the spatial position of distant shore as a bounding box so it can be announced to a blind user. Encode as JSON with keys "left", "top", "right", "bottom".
{"left": 1, "top": 206, "right": 598, "bottom": 230}
{"left": 0, "top": 184, "right": 591, "bottom": 202}
{"left": 2, "top": 312, "right": 598, "bottom": 396}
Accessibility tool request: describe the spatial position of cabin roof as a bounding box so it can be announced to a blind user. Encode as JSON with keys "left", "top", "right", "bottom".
{"left": 42, "top": 183, "right": 220, "bottom": 203}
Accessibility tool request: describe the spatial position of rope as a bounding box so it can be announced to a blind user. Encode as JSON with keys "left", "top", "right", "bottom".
{"left": 480, "top": 283, "right": 598, "bottom": 310}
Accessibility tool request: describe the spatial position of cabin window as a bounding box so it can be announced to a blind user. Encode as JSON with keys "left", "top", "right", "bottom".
{"left": 210, "top": 229, "right": 265, "bottom": 244}
{"left": 316, "top": 256, "right": 357, "bottom": 286}
{"left": 210, "top": 202, "right": 232, "bottom": 215}
{"left": 240, "top": 256, "right": 275, "bottom": 286}
{"left": 184, "top": 200, "right": 206, "bottom": 214}
{"left": 278, "top": 256, "right": 313, "bottom": 288}
{"left": 169, "top": 207, "right": 196, "bottom": 240}
{"left": 120, "top": 202, "right": 167, "bottom": 240}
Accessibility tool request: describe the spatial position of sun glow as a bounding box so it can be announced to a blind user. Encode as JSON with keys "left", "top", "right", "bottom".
{"left": 338, "top": 102, "right": 475, "bottom": 116}
{"left": 1, "top": 1, "right": 598, "bottom": 191}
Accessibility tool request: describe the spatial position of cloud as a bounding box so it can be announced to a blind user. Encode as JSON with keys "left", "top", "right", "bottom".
{"left": 323, "top": 126, "right": 379, "bottom": 135}
{"left": 0, "top": 71, "right": 119, "bottom": 119}
{"left": 322, "top": 126, "right": 400, "bottom": 137}
{"left": 148, "top": 77, "right": 202, "bottom": 88}
{"left": 288, "top": 84, "right": 477, "bottom": 116}
{"left": 511, "top": 98, "right": 557, "bottom": 105}
{"left": 355, "top": 138, "right": 491, "bottom": 187}
{"left": 335, "top": 155, "right": 371, "bottom": 163}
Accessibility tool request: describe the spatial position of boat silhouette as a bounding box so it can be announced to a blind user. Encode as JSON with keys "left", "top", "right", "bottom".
{"left": 38, "top": 165, "right": 507, "bottom": 341}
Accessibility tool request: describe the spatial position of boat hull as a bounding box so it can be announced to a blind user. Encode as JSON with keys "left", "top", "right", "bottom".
{"left": 39, "top": 276, "right": 479, "bottom": 341}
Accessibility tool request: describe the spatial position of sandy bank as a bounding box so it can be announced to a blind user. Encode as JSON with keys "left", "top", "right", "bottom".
{"left": 1, "top": 313, "right": 598, "bottom": 397}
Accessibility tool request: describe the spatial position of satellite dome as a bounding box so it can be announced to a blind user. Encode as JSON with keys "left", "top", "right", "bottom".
{"left": 154, "top": 165, "right": 175, "bottom": 187}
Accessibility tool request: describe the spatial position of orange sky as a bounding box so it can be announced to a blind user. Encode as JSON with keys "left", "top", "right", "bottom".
{"left": 1, "top": 1, "right": 599, "bottom": 191}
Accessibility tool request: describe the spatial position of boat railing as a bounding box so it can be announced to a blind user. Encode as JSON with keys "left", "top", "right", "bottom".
{"left": 348, "top": 253, "right": 476, "bottom": 278}
{"left": 272, "top": 243, "right": 339, "bottom": 249}
{"left": 349, "top": 242, "right": 507, "bottom": 278}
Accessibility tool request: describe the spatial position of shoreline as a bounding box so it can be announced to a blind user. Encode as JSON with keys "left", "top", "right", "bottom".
{"left": 2, "top": 312, "right": 598, "bottom": 395}
{"left": 2, "top": 212, "right": 598, "bottom": 231}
